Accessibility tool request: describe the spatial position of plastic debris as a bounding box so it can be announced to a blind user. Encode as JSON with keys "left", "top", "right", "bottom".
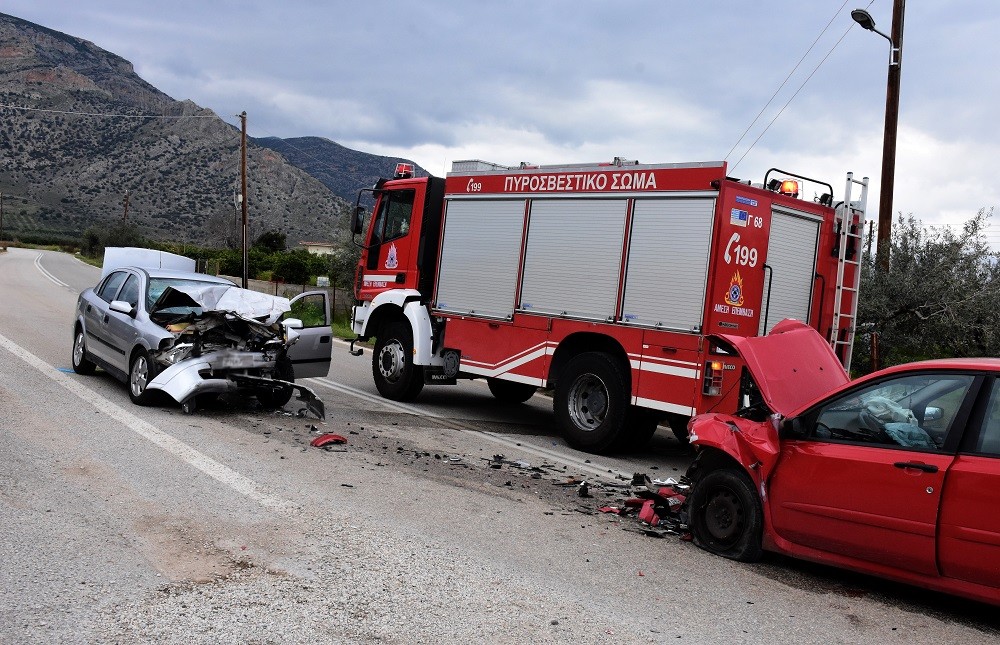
{"left": 310, "top": 433, "right": 348, "bottom": 448}
{"left": 596, "top": 472, "right": 691, "bottom": 540}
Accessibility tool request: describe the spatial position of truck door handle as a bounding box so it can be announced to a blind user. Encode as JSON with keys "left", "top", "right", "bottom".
{"left": 103, "top": 314, "right": 110, "bottom": 324}
{"left": 893, "top": 461, "right": 938, "bottom": 473}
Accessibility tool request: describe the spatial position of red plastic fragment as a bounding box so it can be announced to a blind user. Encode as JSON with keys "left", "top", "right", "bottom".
{"left": 310, "top": 433, "right": 348, "bottom": 448}
{"left": 637, "top": 499, "right": 660, "bottom": 527}
{"left": 598, "top": 506, "right": 621, "bottom": 514}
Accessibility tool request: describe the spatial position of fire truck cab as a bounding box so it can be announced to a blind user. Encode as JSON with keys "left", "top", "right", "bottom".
{"left": 349, "top": 159, "right": 867, "bottom": 454}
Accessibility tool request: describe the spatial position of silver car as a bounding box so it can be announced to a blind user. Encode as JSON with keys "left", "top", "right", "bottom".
{"left": 71, "top": 250, "right": 333, "bottom": 418}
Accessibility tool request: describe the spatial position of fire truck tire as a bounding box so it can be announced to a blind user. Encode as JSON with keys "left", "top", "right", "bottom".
{"left": 688, "top": 467, "right": 763, "bottom": 562}
{"left": 555, "top": 352, "right": 630, "bottom": 453}
{"left": 622, "top": 407, "right": 663, "bottom": 450}
{"left": 486, "top": 378, "right": 538, "bottom": 404}
{"left": 373, "top": 322, "right": 424, "bottom": 401}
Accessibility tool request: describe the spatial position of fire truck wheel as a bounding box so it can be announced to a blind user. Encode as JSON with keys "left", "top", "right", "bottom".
{"left": 486, "top": 378, "right": 538, "bottom": 404}
{"left": 688, "top": 467, "right": 763, "bottom": 562}
{"left": 555, "top": 352, "right": 629, "bottom": 453}
{"left": 622, "top": 407, "right": 663, "bottom": 450}
{"left": 372, "top": 322, "right": 424, "bottom": 401}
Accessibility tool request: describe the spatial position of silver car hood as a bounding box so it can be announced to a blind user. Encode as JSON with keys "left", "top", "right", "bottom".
{"left": 151, "top": 284, "right": 291, "bottom": 325}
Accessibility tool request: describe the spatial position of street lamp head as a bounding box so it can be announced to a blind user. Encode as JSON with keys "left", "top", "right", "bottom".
{"left": 851, "top": 8, "right": 877, "bottom": 31}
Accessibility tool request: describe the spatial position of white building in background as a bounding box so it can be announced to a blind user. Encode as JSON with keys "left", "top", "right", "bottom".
{"left": 300, "top": 241, "right": 336, "bottom": 256}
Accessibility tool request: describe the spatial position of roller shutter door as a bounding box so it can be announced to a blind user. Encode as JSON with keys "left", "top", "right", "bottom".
{"left": 621, "top": 198, "right": 715, "bottom": 331}
{"left": 759, "top": 208, "right": 820, "bottom": 334}
{"left": 519, "top": 199, "right": 627, "bottom": 321}
{"left": 434, "top": 199, "right": 525, "bottom": 319}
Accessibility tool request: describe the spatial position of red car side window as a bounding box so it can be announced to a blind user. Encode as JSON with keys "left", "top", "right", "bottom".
{"left": 810, "top": 374, "right": 975, "bottom": 451}
{"left": 975, "top": 380, "right": 1000, "bottom": 456}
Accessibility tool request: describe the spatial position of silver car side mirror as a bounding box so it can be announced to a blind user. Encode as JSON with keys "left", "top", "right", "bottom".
{"left": 109, "top": 300, "right": 135, "bottom": 317}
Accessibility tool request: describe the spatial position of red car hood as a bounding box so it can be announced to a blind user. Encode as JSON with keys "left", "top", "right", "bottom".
{"left": 717, "top": 319, "right": 849, "bottom": 416}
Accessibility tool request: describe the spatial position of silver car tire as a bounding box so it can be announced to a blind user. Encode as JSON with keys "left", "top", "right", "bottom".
{"left": 72, "top": 327, "right": 96, "bottom": 375}
{"left": 128, "top": 349, "right": 158, "bottom": 405}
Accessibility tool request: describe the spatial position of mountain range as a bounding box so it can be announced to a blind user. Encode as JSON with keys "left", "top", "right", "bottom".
{"left": 0, "top": 12, "right": 426, "bottom": 245}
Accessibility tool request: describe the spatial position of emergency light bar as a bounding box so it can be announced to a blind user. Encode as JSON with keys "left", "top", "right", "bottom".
{"left": 394, "top": 163, "right": 414, "bottom": 178}
{"left": 779, "top": 180, "right": 800, "bottom": 198}
{"left": 766, "top": 178, "right": 800, "bottom": 198}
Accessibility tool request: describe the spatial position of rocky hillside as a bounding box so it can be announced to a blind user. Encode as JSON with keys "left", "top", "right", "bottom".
{"left": 255, "top": 137, "right": 428, "bottom": 203}
{"left": 0, "top": 13, "right": 351, "bottom": 245}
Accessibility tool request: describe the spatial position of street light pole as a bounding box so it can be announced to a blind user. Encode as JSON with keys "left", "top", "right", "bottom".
{"left": 853, "top": 1, "right": 905, "bottom": 268}
{"left": 239, "top": 111, "right": 249, "bottom": 289}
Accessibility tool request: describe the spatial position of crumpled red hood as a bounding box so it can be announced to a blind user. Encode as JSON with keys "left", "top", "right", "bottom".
{"left": 717, "top": 319, "right": 849, "bottom": 416}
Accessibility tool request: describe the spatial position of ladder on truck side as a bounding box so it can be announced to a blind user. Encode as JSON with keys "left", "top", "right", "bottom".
{"left": 829, "top": 172, "right": 869, "bottom": 372}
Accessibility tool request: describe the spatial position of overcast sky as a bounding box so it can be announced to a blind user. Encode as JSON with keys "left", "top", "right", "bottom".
{"left": 6, "top": 1, "right": 1000, "bottom": 247}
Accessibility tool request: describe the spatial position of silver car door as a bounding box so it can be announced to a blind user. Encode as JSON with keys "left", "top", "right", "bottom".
{"left": 86, "top": 271, "right": 128, "bottom": 365}
{"left": 285, "top": 290, "right": 333, "bottom": 379}
{"left": 104, "top": 273, "right": 143, "bottom": 373}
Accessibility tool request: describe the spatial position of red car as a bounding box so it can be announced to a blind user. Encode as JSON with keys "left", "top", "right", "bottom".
{"left": 686, "top": 319, "right": 1000, "bottom": 607}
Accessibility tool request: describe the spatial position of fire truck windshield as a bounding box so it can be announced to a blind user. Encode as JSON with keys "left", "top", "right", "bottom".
{"left": 370, "top": 189, "right": 415, "bottom": 246}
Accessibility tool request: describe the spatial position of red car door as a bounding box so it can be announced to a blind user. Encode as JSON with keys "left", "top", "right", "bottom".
{"left": 768, "top": 372, "right": 976, "bottom": 576}
{"left": 937, "top": 377, "right": 1000, "bottom": 589}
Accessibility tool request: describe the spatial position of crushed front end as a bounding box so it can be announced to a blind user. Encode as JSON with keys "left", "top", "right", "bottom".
{"left": 144, "top": 286, "right": 325, "bottom": 419}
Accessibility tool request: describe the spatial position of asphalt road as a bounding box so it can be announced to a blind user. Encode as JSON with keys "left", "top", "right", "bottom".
{"left": 1, "top": 246, "right": 998, "bottom": 644}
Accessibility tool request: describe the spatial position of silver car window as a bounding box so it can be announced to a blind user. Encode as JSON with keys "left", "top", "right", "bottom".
{"left": 97, "top": 271, "right": 128, "bottom": 303}
{"left": 119, "top": 275, "right": 141, "bottom": 309}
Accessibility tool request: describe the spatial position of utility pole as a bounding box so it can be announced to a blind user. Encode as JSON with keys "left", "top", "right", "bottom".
{"left": 122, "top": 189, "right": 130, "bottom": 221}
{"left": 239, "top": 111, "right": 249, "bottom": 289}
{"left": 877, "top": 0, "right": 905, "bottom": 269}
{"left": 852, "top": 1, "right": 904, "bottom": 269}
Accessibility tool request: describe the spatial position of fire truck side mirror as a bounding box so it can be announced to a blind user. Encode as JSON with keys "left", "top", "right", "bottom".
{"left": 351, "top": 205, "right": 366, "bottom": 235}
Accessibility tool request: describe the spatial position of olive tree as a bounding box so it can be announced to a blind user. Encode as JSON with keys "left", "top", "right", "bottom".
{"left": 854, "top": 208, "right": 1000, "bottom": 372}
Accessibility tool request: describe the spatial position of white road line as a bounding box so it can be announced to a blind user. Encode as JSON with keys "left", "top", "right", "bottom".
{"left": 0, "top": 331, "right": 290, "bottom": 511}
{"left": 33, "top": 252, "right": 69, "bottom": 288}
{"left": 310, "top": 375, "right": 633, "bottom": 482}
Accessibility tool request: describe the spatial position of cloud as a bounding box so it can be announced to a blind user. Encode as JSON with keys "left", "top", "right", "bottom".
{"left": 4, "top": 0, "right": 999, "bottom": 248}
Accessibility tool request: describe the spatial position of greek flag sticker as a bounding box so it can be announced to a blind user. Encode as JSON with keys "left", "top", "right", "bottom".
{"left": 730, "top": 208, "right": 749, "bottom": 227}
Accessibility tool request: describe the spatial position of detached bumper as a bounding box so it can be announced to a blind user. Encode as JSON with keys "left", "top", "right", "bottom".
{"left": 146, "top": 353, "right": 325, "bottom": 419}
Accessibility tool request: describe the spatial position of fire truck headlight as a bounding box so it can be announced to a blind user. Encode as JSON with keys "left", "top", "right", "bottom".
{"left": 703, "top": 360, "right": 724, "bottom": 396}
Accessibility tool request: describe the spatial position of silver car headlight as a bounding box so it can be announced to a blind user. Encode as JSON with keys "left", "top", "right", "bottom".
{"left": 160, "top": 342, "right": 195, "bottom": 365}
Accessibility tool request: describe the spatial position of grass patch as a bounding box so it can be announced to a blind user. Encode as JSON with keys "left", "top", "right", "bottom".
{"left": 331, "top": 313, "right": 356, "bottom": 341}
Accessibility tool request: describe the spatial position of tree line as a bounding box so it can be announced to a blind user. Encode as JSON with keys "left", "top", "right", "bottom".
{"left": 853, "top": 208, "right": 1000, "bottom": 372}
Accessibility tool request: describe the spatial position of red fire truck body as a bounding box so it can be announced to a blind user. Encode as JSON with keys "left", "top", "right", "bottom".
{"left": 349, "top": 159, "right": 867, "bottom": 453}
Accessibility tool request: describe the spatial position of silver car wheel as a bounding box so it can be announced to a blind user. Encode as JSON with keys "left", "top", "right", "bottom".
{"left": 73, "top": 332, "right": 86, "bottom": 366}
{"left": 130, "top": 354, "right": 149, "bottom": 397}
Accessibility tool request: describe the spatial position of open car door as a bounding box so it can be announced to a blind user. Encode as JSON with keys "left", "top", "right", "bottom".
{"left": 286, "top": 291, "right": 333, "bottom": 379}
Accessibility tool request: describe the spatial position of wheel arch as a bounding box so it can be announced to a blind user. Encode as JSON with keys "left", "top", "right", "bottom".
{"left": 548, "top": 332, "right": 631, "bottom": 390}
{"left": 687, "top": 446, "right": 751, "bottom": 484}
{"left": 364, "top": 302, "right": 407, "bottom": 340}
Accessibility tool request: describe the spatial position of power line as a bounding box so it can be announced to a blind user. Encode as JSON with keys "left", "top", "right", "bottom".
{"left": 0, "top": 102, "right": 219, "bottom": 120}
{"left": 726, "top": 0, "right": 876, "bottom": 174}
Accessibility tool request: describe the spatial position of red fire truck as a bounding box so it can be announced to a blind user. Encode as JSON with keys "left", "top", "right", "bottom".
{"left": 348, "top": 158, "right": 867, "bottom": 453}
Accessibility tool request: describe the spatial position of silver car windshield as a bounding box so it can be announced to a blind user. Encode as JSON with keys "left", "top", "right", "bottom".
{"left": 146, "top": 278, "right": 230, "bottom": 313}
